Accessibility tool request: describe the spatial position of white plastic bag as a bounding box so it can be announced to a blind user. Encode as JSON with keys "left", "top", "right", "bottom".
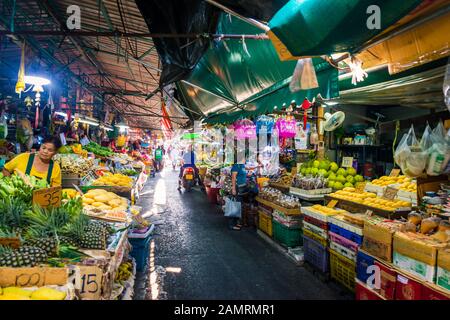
{"left": 224, "top": 196, "right": 241, "bottom": 218}
{"left": 394, "top": 125, "right": 417, "bottom": 174}
{"left": 289, "top": 58, "right": 319, "bottom": 92}
{"left": 426, "top": 121, "right": 450, "bottom": 176}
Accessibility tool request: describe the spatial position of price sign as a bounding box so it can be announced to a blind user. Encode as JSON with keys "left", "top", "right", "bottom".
{"left": 389, "top": 168, "right": 401, "bottom": 177}
{"left": 75, "top": 266, "right": 103, "bottom": 300}
{"left": 382, "top": 186, "right": 398, "bottom": 200}
{"left": 365, "top": 209, "right": 374, "bottom": 216}
{"left": 327, "top": 199, "right": 338, "bottom": 208}
{"left": 342, "top": 157, "right": 354, "bottom": 168}
{"left": 355, "top": 182, "right": 367, "bottom": 193}
{"left": 0, "top": 237, "right": 21, "bottom": 249}
{"left": 0, "top": 267, "right": 68, "bottom": 287}
{"left": 32, "top": 187, "right": 62, "bottom": 208}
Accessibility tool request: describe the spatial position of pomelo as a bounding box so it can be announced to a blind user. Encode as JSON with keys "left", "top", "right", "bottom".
{"left": 318, "top": 169, "right": 327, "bottom": 176}
{"left": 336, "top": 175, "right": 347, "bottom": 183}
{"left": 328, "top": 181, "right": 335, "bottom": 188}
{"left": 305, "top": 168, "right": 311, "bottom": 175}
{"left": 354, "top": 174, "right": 364, "bottom": 182}
{"left": 346, "top": 175, "right": 355, "bottom": 184}
{"left": 334, "top": 182, "right": 344, "bottom": 190}
{"left": 313, "top": 160, "right": 320, "bottom": 168}
{"left": 311, "top": 168, "right": 319, "bottom": 176}
{"left": 319, "top": 160, "right": 330, "bottom": 171}
{"left": 337, "top": 168, "right": 347, "bottom": 177}
{"left": 328, "top": 173, "right": 336, "bottom": 181}
{"left": 330, "top": 162, "right": 339, "bottom": 172}
{"left": 347, "top": 167, "right": 357, "bottom": 176}
{"left": 344, "top": 182, "right": 354, "bottom": 188}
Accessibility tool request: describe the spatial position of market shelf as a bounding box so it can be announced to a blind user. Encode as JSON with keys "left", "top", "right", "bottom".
{"left": 324, "top": 195, "right": 410, "bottom": 219}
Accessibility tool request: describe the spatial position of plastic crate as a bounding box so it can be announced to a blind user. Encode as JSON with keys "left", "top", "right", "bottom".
{"left": 329, "top": 231, "right": 359, "bottom": 252}
{"left": 304, "top": 215, "right": 328, "bottom": 230}
{"left": 303, "top": 228, "right": 327, "bottom": 247}
{"left": 129, "top": 233, "right": 152, "bottom": 272}
{"left": 258, "top": 211, "right": 273, "bottom": 237}
{"left": 273, "top": 220, "right": 303, "bottom": 248}
{"left": 303, "top": 235, "right": 329, "bottom": 273}
{"left": 330, "top": 249, "right": 356, "bottom": 292}
{"left": 329, "top": 223, "right": 363, "bottom": 245}
{"left": 356, "top": 250, "right": 376, "bottom": 284}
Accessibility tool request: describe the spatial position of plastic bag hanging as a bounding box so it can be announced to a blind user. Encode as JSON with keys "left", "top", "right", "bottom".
{"left": 444, "top": 57, "right": 450, "bottom": 111}
{"left": 234, "top": 119, "right": 256, "bottom": 140}
{"left": 15, "top": 42, "right": 25, "bottom": 96}
{"left": 289, "top": 58, "right": 319, "bottom": 92}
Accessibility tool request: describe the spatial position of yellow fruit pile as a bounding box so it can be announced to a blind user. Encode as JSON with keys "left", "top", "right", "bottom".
{"left": 398, "top": 181, "right": 417, "bottom": 192}
{"left": 115, "top": 261, "right": 133, "bottom": 282}
{"left": 310, "top": 204, "right": 344, "bottom": 216}
{"left": 62, "top": 188, "right": 80, "bottom": 199}
{"left": 82, "top": 189, "right": 128, "bottom": 212}
{"left": 330, "top": 190, "right": 411, "bottom": 211}
{"left": 92, "top": 173, "right": 133, "bottom": 187}
{"left": 370, "top": 175, "right": 411, "bottom": 187}
{"left": 0, "top": 287, "right": 66, "bottom": 300}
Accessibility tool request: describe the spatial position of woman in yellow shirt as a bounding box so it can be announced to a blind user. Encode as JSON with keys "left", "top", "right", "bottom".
{"left": 2, "top": 136, "right": 62, "bottom": 187}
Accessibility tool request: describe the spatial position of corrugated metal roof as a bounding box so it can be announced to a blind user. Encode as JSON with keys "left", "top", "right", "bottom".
{"left": 0, "top": 0, "right": 189, "bottom": 129}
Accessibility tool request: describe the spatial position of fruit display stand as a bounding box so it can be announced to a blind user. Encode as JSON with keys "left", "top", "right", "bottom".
{"left": 290, "top": 187, "right": 331, "bottom": 202}
{"left": 324, "top": 195, "right": 410, "bottom": 219}
{"left": 81, "top": 185, "right": 134, "bottom": 201}
{"left": 255, "top": 196, "right": 301, "bottom": 216}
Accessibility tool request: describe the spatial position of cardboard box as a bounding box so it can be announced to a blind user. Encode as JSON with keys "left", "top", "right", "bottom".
{"left": 395, "top": 273, "right": 423, "bottom": 300}
{"left": 422, "top": 283, "right": 450, "bottom": 300}
{"left": 393, "top": 232, "right": 443, "bottom": 266}
{"left": 393, "top": 251, "right": 436, "bottom": 283}
{"left": 375, "top": 260, "right": 397, "bottom": 300}
{"left": 437, "top": 249, "right": 450, "bottom": 291}
{"left": 362, "top": 221, "right": 396, "bottom": 262}
{"left": 355, "top": 280, "right": 384, "bottom": 300}
{"left": 0, "top": 267, "right": 69, "bottom": 287}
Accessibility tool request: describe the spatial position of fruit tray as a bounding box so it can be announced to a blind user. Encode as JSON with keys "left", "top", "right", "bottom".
{"left": 303, "top": 221, "right": 328, "bottom": 239}
{"left": 328, "top": 215, "right": 363, "bottom": 235}
{"left": 301, "top": 206, "right": 341, "bottom": 222}
{"left": 290, "top": 187, "right": 332, "bottom": 195}
{"left": 255, "top": 196, "right": 301, "bottom": 216}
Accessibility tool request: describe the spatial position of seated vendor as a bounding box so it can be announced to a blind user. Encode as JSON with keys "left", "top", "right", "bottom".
{"left": 2, "top": 136, "right": 62, "bottom": 187}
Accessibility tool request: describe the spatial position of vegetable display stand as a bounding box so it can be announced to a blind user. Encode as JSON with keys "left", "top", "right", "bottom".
{"left": 272, "top": 220, "right": 303, "bottom": 248}
{"left": 128, "top": 225, "right": 154, "bottom": 272}
{"left": 205, "top": 186, "right": 220, "bottom": 204}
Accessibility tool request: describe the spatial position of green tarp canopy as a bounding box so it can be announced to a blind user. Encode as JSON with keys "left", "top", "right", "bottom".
{"left": 268, "top": 0, "right": 422, "bottom": 57}
{"left": 176, "top": 14, "right": 339, "bottom": 124}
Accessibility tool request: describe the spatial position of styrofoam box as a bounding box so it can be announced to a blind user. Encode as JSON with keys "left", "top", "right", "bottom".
{"left": 364, "top": 183, "right": 386, "bottom": 196}
{"left": 303, "top": 221, "right": 328, "bottom": 239}
{"left": 301, "top": 206, "right": 343, "bottom": 223}
{"left": 393, "top": 251, "right": 436, "bottom": 283}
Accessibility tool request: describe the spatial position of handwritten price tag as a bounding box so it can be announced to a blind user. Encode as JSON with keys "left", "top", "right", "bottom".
{"left": 382, "top": 186, "right": 398, "bottom": 200}
{"left": 32, "top": 187, "right": 62, "bottom": 208}
{"left": 327, "top": 199, "right": 338, "bottom": 208}
{"left": 342, "top": 157, "right": 354, "bottom": 168}
{"left": 76, "top": 266, "right": 103, "bottom": 300}
{"left": 0, "top": 267, "right": 68, "bottom": 287}
{"left": 389, "top": 169, "right": 401, "bottom": 177}
{"left": 0, "top": 237, "right": 21, "bottom": 249}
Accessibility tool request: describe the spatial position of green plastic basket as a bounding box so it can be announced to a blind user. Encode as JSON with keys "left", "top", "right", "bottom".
{"left": 272, "top": 220, "right": 303, "bottom": 247}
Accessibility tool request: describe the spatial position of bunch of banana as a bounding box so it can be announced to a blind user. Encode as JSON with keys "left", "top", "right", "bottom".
{"left": 115, "top": 262, "right": 133, "bottom": 281}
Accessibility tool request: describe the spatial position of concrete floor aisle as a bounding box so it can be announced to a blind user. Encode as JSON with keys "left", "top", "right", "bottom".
{"left": 133, "top": 168, "right": 352, "bottom": 300}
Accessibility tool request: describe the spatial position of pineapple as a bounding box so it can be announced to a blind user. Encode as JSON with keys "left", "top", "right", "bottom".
{"left": 80, "top": 232, "right": 106, "bottom": 250}
{"left": 17, "top": 246, "right": 48, "bottom": 264}
{"left": 58, "top": 236, "right": 80, "bottom": 247}
{"left": 0, "top": 246, "right": 37, "bottom": 267}
{"left": 24, "top": 238, "right": 58, "bottom": 256}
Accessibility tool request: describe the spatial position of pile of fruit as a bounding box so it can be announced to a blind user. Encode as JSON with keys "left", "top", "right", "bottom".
{"left": 402, "top": 213, "right": 450, "bottom": 243}
{"left": 83, "top": 142, "right": 113, "bottom": 157}
{"left": 62, "top": 188, "right": 80, "bottom": 199}
{"left": 120, "top": 169, "right": 139, "bottom": 176}
{"left": 370, "top": 175, "right": 412, "bottom": 187}
{"left": 54, "top": 154, "right": 94, "bottom": 176}
{"left": 330, "top": 188, "right": 411, "bottom": 211}
{"left": 82, "top": 189, "right": 128, "bottom": 212}
{"left": 300, "top": 159, "right": 365, "bottom": 190}
{"left": 115, "top": 261, "right": 134, "bottom": 283}
{"left": 309, "top": 204, "right": 344, "bottom": 216}
{"left": 270, "top": 172, "right": 293, "bottom": 187}
{"left": 92, "top": 173, "right": 133, "bottom": 187}
{"left": 397, "top": 181, "right": 417, "bottom": 193}
{"left": 292, "top": 175, "right": 328, "bottom": 190}
{"left": 0, "top": 286, "right": 66, "bottom": 300}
